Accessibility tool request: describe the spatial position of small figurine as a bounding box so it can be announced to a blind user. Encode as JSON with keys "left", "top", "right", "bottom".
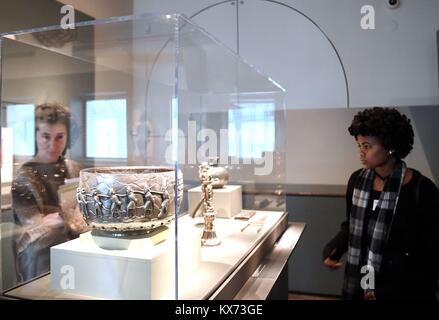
{"left": 91, "top": 189, "right": 104, "bottom": 218}
{"left": 126, "top": 186, "right": 138, "bottom": 218}
{"left": 76, "top": 187, "right": 89, "bottom": 218}
{"left": 141, "top": 186, "right": 154, "bottom": 218}
{"left": 109, "top": 188, "right": 122, "bottom": 218}
{"left": 158, "top": 180, "right": 170, "bottom": 219}
{"left": 199, "top": 162, "right": 214, "bottom": 213}
{"left": 198, "top": 162, "right": 221, "bottom": 246}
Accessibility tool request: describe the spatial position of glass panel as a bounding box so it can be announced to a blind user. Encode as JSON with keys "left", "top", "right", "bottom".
{"left": 0, "top": 13, "right": 179, "bottom": 299}
{"left": 5, "top": 103, "right": 35, "bottom": 156}
{"left": 0, "top": 13, "right": 286, "bottom": 300}
{"left": 175, "top": 15, "right": 286, "bottom": 299}
{"left": 85, "top": 99, "right": 128, "bottom": 159}
{"left": 228, "top": 102, "right": 276, "bottom": 159}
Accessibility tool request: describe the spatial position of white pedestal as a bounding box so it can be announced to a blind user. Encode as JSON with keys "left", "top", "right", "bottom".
{"left": 50, "top": 218, "right": 201, "bottom": 299}
{"left": 188, "top": 185, "right": 242, "bottom": 218}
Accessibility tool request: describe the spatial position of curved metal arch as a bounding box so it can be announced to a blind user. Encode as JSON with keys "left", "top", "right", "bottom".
{"left": 143, "top": 0, "right": 350, "bottom": 137}
{"left": 190, "top": 0, "right": 350, "bottom": 107}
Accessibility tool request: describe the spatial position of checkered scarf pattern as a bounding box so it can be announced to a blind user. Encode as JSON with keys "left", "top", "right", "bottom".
{"left": 343, "top": 160, "right": 406, "bottom": 299}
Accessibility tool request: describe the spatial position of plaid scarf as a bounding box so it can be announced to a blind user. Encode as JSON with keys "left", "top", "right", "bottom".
{"left": 343, "top": 160, "right": 406, "bottom": 299}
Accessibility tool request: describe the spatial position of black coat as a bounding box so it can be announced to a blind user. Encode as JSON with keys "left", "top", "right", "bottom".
{"left": 324, "top": 169, "right": 439, "bottom": 300}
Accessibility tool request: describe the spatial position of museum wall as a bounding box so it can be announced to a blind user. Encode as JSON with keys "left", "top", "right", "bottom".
{"left": 133, "top": 0, "right": 439, "bottom": 186}
{"left": 285, "top": 107, "right": 437, "bottom": 185}
{"left": 134, "top": 0, "right": 439, "bottom": 108}
{"left": 3, "top": 0, "right": 438, "bottom": 185}
{"left": 3, "top": 1, "right": 437, "bottom": 186}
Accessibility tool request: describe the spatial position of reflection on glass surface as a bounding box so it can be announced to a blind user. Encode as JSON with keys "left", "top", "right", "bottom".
{"left": 86, "top": 99, "right": 127, "bottom": 159}
{"left": 0, "top": 13, "right": 287, "bottom": 300}
{"left": 6, "top": 104, "right": 35, "bottom": 156}
{"left": 10, "top": 103, "right": 88, "bottom": 283}
{"left": 228, "top": 101, "right": 275, "bottom": 159}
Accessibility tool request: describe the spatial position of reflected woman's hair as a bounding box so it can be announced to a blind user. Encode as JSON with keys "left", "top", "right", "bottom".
{"left": 34, "top": 102, "right": 71, "bottom": 155}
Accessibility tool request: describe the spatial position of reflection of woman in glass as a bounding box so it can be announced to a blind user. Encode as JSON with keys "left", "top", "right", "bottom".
{"left": 12, "top": 102, "right": 88, "bottom": 282}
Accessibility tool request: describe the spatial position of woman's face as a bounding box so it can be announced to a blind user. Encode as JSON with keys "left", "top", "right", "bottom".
{"left": 35, "top": 122, "right": 68, "bottom": 163}
{"left": 356, "top": 135, "right": 391, "bottom": 169}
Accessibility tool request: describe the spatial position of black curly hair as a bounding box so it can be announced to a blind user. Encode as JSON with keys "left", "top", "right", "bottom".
{"left": 348, "top": 107, "right": 414, "bottom": 159}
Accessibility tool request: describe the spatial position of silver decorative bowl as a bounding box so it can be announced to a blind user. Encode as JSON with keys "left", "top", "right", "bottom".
{"left": 77, "top": 166, "right": 183, "bottom": 238}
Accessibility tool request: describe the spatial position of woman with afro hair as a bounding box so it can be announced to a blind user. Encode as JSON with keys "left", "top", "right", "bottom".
{"left": 323, "top": 107, "right": 439, "bottom": 300}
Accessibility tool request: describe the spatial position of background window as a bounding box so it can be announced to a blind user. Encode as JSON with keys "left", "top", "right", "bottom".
{"left": 6, "top": 104, "right": 35, "bottom": 156}
{"left": 86, "top": 99, "right": 127, "bottom": 158}
{"left": 228, "top": 102, "right": 275, "bottom": 159}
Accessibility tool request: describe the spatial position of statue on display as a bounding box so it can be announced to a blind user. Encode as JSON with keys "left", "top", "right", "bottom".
{"left": 91, "top": 189, "right": 104, "bottom": 218}
{"left": 126, "top": 186, "right": 138, "bottom": 219}
{"left": 109, "top": 188, "right": 123, "bottom": 218}
{"left": 158, "top": 181, "right": 170, "bottom": 219}
{"left": 141, "top": 186, "right": 154, "bottom": 218}
{"left": 198, "top": 162, "right": 221, "bottom": 246}
{"left": 76, "top": 187, "right": 89, "bottom": 219}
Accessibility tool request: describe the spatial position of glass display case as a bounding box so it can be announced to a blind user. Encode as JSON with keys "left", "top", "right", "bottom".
{"left": 0, "top": 13, "right": 289, "bottom": 299}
